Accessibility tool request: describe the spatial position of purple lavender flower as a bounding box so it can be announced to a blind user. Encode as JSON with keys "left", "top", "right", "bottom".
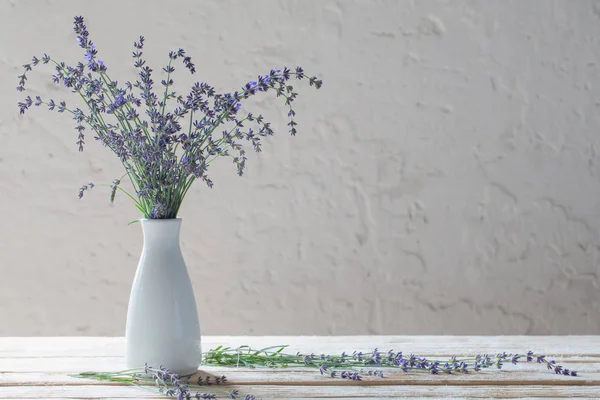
{"left": 340, "top": 371, "right": 362, "bottom": 381}
{"left": 78, "top": 183, "right": 92, "bottom": 199}
{"left": 196, "top": 393, "right": 216, "bottom": 399}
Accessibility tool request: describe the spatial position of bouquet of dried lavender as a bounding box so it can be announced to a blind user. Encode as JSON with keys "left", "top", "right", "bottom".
{"left": 18, "top": 16, "right": 322, "bottom": 219}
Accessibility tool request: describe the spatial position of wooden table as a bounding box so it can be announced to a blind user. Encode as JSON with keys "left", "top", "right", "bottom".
{"left": 1, "top": 336, "right": 599, "bottom": 399}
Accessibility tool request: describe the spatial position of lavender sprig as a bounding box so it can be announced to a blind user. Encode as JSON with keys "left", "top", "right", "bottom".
{"left": 18, "top": 16, "right": 323, "bottom": 220}
{"left": 202, "top": 345, "right": 578, "bottom": 379}
{"left": 75, "top": 364, "right": 260, "bottom": 399}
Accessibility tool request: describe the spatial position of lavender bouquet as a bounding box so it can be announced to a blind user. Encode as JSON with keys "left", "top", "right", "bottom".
{"left": 18, "top": 16, "right": 322, "bottom": 219}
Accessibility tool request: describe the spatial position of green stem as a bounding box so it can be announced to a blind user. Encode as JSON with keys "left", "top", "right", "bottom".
{"left": 160, "top": 58, "right": 174, "bottom": 117}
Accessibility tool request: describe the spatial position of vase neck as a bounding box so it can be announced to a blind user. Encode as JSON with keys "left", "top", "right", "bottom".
{"left": 140, "top": 218, "right": 182, "bottom": 249}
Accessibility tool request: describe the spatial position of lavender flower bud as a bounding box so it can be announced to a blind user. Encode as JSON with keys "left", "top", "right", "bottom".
{"left": 78, "top": 183, "right": 93, "bottom": 199}
{"left": 109, "top": 179, "right": 120, "bottom": 203}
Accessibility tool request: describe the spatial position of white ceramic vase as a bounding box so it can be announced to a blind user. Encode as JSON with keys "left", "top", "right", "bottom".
{"left": 125, "top": 218, "right": 201, "bottom": 375}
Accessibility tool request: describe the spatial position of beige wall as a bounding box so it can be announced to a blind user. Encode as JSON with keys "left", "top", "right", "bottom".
{"left": 1, "top": 0, "right": 599, "bottom": 336}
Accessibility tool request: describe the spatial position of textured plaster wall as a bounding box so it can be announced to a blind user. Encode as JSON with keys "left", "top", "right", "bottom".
{"left": 0, "top": 0, "right": 599, "bottom": 336}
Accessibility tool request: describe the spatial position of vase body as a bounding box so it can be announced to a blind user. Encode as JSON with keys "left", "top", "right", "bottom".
{"left": 125, "top": 218, "right": 201, "bottom": 375}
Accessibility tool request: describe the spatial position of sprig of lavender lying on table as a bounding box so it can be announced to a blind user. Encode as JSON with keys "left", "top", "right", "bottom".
{"left": 77, "top": 364, "right": 259, "bottom": 399}
{"left": 17, "top": 16, "right": 322, "bottom": 219}
{"left": 203, "top": 345, "right": 578, "bottom": 378}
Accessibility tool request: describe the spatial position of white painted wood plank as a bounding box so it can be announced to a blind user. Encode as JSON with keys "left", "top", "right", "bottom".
{"left": 1, "top": 384, "right": 600, "bottom": 398}
{"left": 0, "top": 356, "right": 125, "bottom": 372}
{"left": 0, "top": 366, "right": 597, "bottom": 386}
{"left": 1, "top": 336, "right": 599, "bottom": 358}
{"left": 0, "top": 356, "right": 595, "bottom": 378}
{"left": 0, "top": 398, "right": 586, "bottom": 400}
